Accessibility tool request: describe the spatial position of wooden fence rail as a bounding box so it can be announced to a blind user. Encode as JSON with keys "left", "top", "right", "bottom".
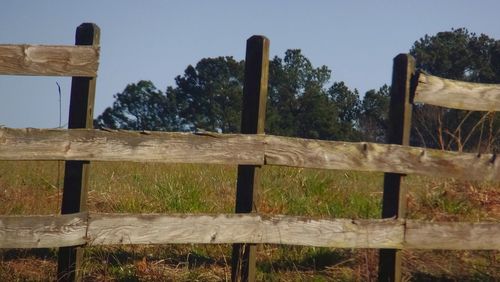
{"left": 1, "top": 213, "right": 499, "bottom": 250}
{"left": 414, "top": 71, "right": 500, "bottom": 111}
{"left": 0, "top": 44, "right": 99, "bottom": 77}
{"left": 0, "top": 127, "right": 498, "bottom": 181}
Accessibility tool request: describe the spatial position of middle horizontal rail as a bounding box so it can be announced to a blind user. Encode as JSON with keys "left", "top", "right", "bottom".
{"left": 0, "top": 128, "right": 497, "bottom": 181}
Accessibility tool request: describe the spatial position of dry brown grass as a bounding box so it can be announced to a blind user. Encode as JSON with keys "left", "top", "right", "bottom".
{"left": 0, "top": 161, "right": 499, "bottom": 280}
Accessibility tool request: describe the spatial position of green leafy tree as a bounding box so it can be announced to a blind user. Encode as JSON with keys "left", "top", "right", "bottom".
{"left": 167, "top": 56, "right": 244, "bottom": 132}
{"left": 267, "top": 49, "right": 360, "bottom": 140}
{"left": 411, "top": 28, "right": 500, "bottom": 82}
{"left": 296, "top": 84, "right": 339, "bottom": 139}
{"left": 95, "top": 80, "right": 178, "bottom": 131}
{"left": 327, "top": 81, "right": 362, "bottom": 141}
{"left": 97, "top": 50, "right": 363, "bottom": 141}
{"left": 359, "top": 85, "right": 390, "bottom": 142}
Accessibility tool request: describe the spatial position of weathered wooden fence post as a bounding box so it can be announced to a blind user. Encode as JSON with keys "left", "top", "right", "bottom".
{"left": 231, "top": 35, "right": 270, "bottom": 282}
{"left": 57, "top": 23, "right": 100, "bottom": 282}
{"left": 378, "top": 53, "right": 415, "bottom": 282}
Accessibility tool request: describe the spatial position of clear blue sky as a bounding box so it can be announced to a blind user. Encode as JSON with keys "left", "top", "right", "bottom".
{"left": 1, "top": 1, "right": 499, "bottom": 128}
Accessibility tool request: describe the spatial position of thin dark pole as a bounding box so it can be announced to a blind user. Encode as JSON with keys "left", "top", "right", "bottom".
{"left": 378, "top": 54, "right": 415, "bottom": 282}
{"left": 57, "top": 23, "right": 100, "bottom": 282}
{"left": 231, "top": 35, "right": 269, "bottom": 282}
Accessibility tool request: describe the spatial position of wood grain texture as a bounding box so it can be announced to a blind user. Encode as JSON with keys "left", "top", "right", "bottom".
{"left": 0, "top": 128, "right": 264, "bottom": 165}
{"left": 1, "top": 128, "right": 498, "bottom": 181}
{"left": 87, "top": 214, "right": 404, "bottom": 248}
{"left": 264, "top": 135, "right": 499, "bottom": 181}
{"left": 1, "top": 213, "right": 498, "bottom": 250}
{"left": 0, "top": 213, "right": 87, "bottom": 248}
{"left": 0, "top": 45, "right": 99, "bottom": 77}
{"left": 414, "top": 72, "right": 500, "bottom": 111}
{"left": 405, "top": 221, "right": 500, "bottom": 250}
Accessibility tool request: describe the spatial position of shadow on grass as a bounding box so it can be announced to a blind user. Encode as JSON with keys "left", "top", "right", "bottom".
{"left": 258, "top": 247, "right": 353, "bottom": 273}
{"left": 85, "top": 246, "right": 226, "bottom": 269}
{"left": 1, "top": 248, "right": 57, "bottom": 261}
{"left": 410, "top": 272, "right": 497, "bottom": 282}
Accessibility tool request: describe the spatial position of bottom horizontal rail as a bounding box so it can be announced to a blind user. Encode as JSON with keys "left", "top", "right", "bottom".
{"left": 0, "top": 213, "right": 498, "bottom": 250}
{"left": 0, "top": 213, "right": 87, "bottom": 248}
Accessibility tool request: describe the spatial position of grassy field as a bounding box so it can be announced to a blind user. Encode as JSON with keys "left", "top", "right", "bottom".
{"left": 0, "top": 161, "right": 499, "bottom": 281}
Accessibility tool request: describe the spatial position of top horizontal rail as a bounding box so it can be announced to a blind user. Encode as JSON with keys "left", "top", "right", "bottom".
{"left": 0, "top": 128, "right": 497, "bottom": 181}
{"left": 0, "top": 44, "right": 99, "bottom": 77}
{"left": 414, "top": 72, "right": 500, "bottom": 111}
{"left": 0, "top": 127, "right": 264, "bottom": 165}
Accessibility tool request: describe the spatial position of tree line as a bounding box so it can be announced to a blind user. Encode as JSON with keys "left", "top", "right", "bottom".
{"left": 95, "top": 28, "right": 500, "bottom": 152}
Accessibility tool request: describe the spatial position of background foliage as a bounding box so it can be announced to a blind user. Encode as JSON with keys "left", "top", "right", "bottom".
{"left": 95, "top": 28, "right": 500, "bottom": 152}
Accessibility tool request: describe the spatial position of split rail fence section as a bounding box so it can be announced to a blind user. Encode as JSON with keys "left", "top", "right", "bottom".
{"left": 0, "top": 23, "right": 499, "bottom": 282}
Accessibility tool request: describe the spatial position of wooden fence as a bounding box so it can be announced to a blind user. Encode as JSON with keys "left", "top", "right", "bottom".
{"left": 0, "top": 23, "right": 499, "bottom": 282}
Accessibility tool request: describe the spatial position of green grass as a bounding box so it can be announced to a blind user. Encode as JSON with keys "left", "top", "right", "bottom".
{"left": 0, "top": 161, "right": 499, "bottom": 280}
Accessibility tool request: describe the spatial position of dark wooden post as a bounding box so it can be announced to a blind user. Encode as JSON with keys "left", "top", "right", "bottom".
{"left": 231, "top": 35, "right": 269, "bottom": 282}
{"left": 57, "top": 23, "right": 100, "bottom": 282}
{"left": 378, "top": 54, "right": 415, "bottom": 282}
